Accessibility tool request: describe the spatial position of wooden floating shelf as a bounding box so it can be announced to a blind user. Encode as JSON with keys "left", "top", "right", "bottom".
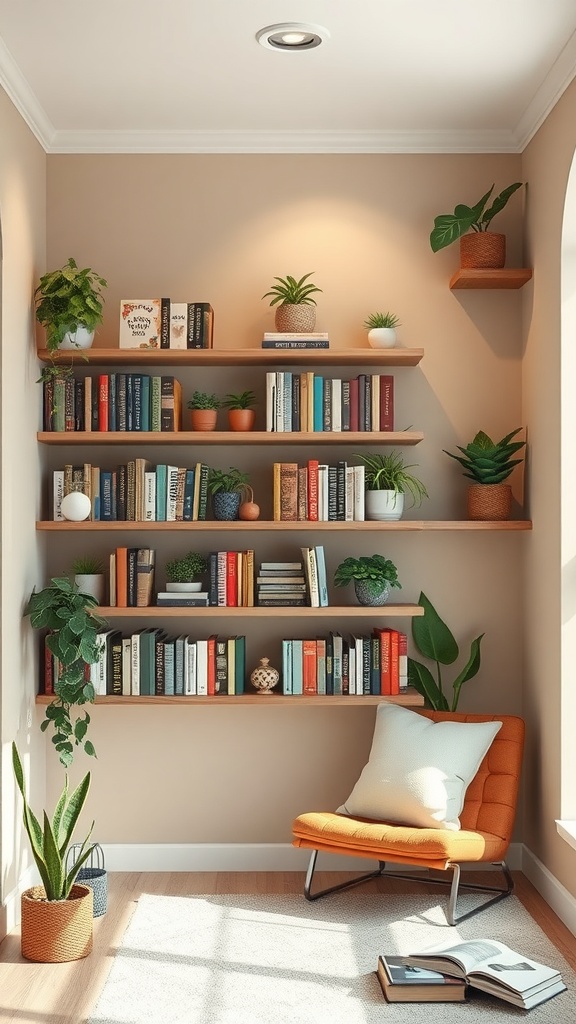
{"left": 37, "top": 347, "right": 424, "bottom": 367}
{"left": 90, "top": 605, "right": 424, "bottom": 619}
{"left": 37, "top": 430, "right": 424, "bottom": 447}
{"left": 36, "top": 519, "right": 533, "bottom": 532}
{"left": 36, "top": 691, "right": 424, "bottom": 707}
{"left": 449, "top": 268, "right": 533, "bottom": 290}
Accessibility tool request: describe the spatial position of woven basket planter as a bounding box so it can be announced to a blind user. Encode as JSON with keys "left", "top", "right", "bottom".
{"left": 460, "top": 232, "right": 506, "bottom": 269}
{"left": 467, "top": 483, "right": 512, "bottom": 521}
{"left": 68, "top": 842, "right": 108, "bottom": 917}
{"left": 275, "top": 303, "right": 316, "bottom": 333}
{"left": 21, "top": 884, "right": 93, "bottom": 962}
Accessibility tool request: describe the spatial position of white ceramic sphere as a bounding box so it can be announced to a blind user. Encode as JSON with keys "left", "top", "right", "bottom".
{"left": 60, "top": 491, "right": 92, "bottom": 521}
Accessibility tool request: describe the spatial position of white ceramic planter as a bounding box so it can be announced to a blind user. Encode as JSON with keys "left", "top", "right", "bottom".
{"left": 367, "top": 327, "right": 397, "bottom": 349}
{"left": 165, "top": 581, "right": 202, "bottom": 593}
{"left": 365, "top": 489, "right": 404, "bottom": 521}
{"left": 59, "top": 327, "right": 95, "bottom": 350}
{"left": 74, "top": 574, "right": 105, "bottom": 603}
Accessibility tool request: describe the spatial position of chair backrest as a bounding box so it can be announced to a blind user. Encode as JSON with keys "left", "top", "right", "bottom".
{"left": 417, "top": 711, "right": 525, "bottom": 841}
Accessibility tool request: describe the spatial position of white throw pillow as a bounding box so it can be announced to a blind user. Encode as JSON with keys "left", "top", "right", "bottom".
{"left": 337, "top": 704, "right": 502, "bottom": 831}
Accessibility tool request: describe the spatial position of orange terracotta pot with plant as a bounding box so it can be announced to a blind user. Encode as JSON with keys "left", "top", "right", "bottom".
{"left": 223, "top": 390, "right": 256, "bottom": 431}
{"left": 187, "top": 391, "right": 220, "bottom": 431}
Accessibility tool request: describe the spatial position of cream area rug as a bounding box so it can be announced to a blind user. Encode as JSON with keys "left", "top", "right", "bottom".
{"left": 88, "top": 892, "right": 575, "bottom": 1023}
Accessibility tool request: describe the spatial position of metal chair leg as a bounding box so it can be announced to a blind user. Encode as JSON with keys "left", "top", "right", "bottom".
{"left": 303, "top": 849, "right": 386, "bottom": 902}
{"left": 381, "top": 860, "right": 514, "bottom": 925}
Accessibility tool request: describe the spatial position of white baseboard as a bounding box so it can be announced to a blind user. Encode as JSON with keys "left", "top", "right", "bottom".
{"left": 521, "top": 844, "right": 576, "bottom": 937}
{"left": 102, "top": 841, "right": 524, "bottom": 873}
{"left": 2, "top": 864, "right": 38, "bottom": 936}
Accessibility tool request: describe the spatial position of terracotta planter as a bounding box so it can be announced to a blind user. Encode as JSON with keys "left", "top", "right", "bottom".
{"left": 460, "top": 232, "right": 506, "bottom": 269}
{"left": 190, "top": 409, "right": 218, "bottom": 431}
{"left": 467, "top": 483, "right": 512, "bottom": 521}
{"left": 228, "top": 408, "right": 255, "bottom": 431}
{"left": 21, "top": 884, "right": 93, "bottom": 962}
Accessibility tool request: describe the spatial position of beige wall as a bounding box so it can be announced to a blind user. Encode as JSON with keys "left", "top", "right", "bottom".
{"left": 0, "top": 87, "right": 46, "bottom": 937}
{"left": 521, "top": 77, "right": 576, "bottom": 895}
{"left": 43, "top": 153, "right": 527, "bottom": 844}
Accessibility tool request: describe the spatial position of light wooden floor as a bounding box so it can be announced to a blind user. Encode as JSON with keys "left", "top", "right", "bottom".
{"left": 0, "top": 870, "right": 574, "bottom": 1023}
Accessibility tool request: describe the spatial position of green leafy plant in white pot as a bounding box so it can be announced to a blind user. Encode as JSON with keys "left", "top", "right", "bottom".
{"left": 72, "top": 555, "right": 106, "bottom": 604}
{"left": 262, "top": 272, "right": 322, "bottom": 333}
{"left": 35, "top": 257, "right": 107, "bottom": 353}
{"left": 355, "top": 451, "right": 429, "bottom": 521}
{"left": 363, "top": 311, "right": 401, "bottom": 349}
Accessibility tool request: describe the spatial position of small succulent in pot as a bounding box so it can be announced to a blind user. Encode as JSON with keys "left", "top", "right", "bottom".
{"left": 363, "top": 310, "right": 401, "bottom": 349}
{"left": 187, "top": 391, "right": 221, "bottom": 411}
{"left": 262, "top": 273, "right": 323, "bottom": 333}
{"left": 334, "top": 553, "right": 401, "bottom": 606}
{"left": 443, "top": 428, "right": 525, "bottom": 484}
{"left": 187, "top": 391, "right": 221, "bottom": 431}
{"left": 363, "top": 311, "right": 401, "bottom": 330}
{"left": 208, "top": 467, "right": 250, "bottom": 521}
{"left": 223, "top": 391, "right": 256, "bottom": 431}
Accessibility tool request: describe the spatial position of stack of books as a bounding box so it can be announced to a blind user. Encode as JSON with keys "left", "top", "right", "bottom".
{"left": 256, "top": 561, "right": 307, "bottom": 607}
{"left": 261, "top": 332, "right": 329, "bottom": 349}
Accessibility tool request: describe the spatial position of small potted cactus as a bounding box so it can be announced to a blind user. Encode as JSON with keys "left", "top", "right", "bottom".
{"left": 444, "top": 427, "right": 526, "bottom": 520}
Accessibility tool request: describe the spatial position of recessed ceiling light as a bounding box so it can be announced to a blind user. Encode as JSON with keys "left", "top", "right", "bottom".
{"left": 256, "top": 23, "right": 329, "bottom": 51}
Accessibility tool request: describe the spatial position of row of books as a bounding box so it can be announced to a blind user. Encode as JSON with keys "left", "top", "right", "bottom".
{"left": 265, "top": 372, "right": 394, "bottom": 432}
{"left": 119, "top": 299, "right": 214, "bottom": 350}
{"left": 281, "top": 628, "right": 408, "bottom": 696}
{"left": 109, "top": 548, "right": 155, "bottom": 607}
{"left": 53, "top": 462, "right": 210, "bottom": 522}
{"left": 43, "top": 374, "right": 182, "bottom": 432}
{"left": 273, "top": 461, "right": 365, "bottom": 522}
{"left": 43, "top": 631, "right": 246, "bottom": 697}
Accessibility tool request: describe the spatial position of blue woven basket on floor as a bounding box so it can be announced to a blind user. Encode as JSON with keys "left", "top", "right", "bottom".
{"left": 66, "top": 843, "right": 108, "bottom": 917}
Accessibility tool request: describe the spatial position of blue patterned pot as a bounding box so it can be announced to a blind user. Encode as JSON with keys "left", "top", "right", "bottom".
{"left": 213, "top": 492, "right": 241, "bottom": 521}
{"left": 353, "top": 579, "right": 392, "bottom": 607}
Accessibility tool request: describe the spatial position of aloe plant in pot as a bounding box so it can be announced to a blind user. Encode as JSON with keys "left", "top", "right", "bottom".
{"left": 262, "top": 272, "right": 322, "bottom": 333}
{"left": 444, "top": 427, "right": 525, "bottom": 521}
{"left": 355, "top": 451, "right": 429, "bottom": 521}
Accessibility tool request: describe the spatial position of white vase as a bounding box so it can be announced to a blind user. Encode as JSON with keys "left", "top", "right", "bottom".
{"left": 165, "top": 581, "right": 202, "bottom": 593}
{"left": 74, "top": 574, "right": 105, "bottom": 603}
{"left": 367, "top": 327, "right": 397, "bottom": 349}
{"left": 59, "top": 326, "right": 95, "bottom": 350}
{"left": 365, "top": 489, "right": 405, "bottom": 521}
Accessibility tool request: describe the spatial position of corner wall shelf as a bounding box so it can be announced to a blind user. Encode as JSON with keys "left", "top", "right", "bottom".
{"left": 449, "top": 268, "right": 533, "bottom": 290}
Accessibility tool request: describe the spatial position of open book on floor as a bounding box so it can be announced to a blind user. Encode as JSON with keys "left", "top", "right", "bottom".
{"left": 401, "top": 939, "right": 567, "bottom": 1010}
{"left": 376, "top": 955, "right": 466, "bottom": 1003}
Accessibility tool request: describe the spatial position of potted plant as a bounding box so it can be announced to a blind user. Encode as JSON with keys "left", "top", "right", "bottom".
{"left": 333, "top": 553, "right": 401, "bottom": 607}
{"left": 208, "top": 467, "right": 250, "bottom": 521}
{"left": 355, "top": 451, "right": 429, "bottom": 521}
{"left": 72, "top": 555, "right": 105, "bottom": 604}
{"left": 223, "top": 390, "right": 257, "bottom": 431}
{"left": 35, "top": 257, "right": 107, "bottom": 354}
{"left": 262, "top": 272, "right": 322, "bottom": 333}
{"left": 187, "top": 391, "right": 221, "bottom": 431}
{"left": 363, "top": 311, "right": 401, "bottom": 349}
{"left": 165, "top": 550, "right": 207, "bottom": 592}
{"left": 12, "top": 742, "right": 95, "bottom": 962}
{"left": 408, "top": 592, "right": 484, "bottom": 711}
{"left": 25, "top": 577, "right": 108, "bottom": 766}
{"left": 430, "top": 182, "right": 524, "bottom": 269}
{"left": 444, "top": 427, "right": 526, "bottom": 521}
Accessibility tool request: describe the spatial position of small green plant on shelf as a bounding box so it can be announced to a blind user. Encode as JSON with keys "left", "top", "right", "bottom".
{"left": 71, "top": 556, "right": 105, "bottom": 576}
{"left": 207, "top": 467, "right": 250, "bottom": 494}
{"left": 261, "top": 272, "right": 322, "bottom": 307}
{"left": 12, "top": 743, "right": 95, "bottom": 901}
{"left": 443, "top": 428, "right": 526, "bottom": 483}
{"left": 363, "top": 311, "right": 401, "bottom": 330}
{"left": 35, "top": 257, "right": 107, "bottom": 353}
{"left": 407, "top": 592, "right": 484, "bottom": 711}
{"left": 165, "top": 551, "right": 207, "bottom": 584}
{"left": 333, "top": 554, "right": 401, "bottom": 588}
{"left": 25, "top": 577, "right": 108, "bottom": 766}
{"left": 222, "top": 390, "right": 256, "bottom": 410}
{"left": 187, "top": 391, "right": 221, "bottom": 411}
{"left": 430, "top": 183, "right": 524, "bottom": 252}
{"left": 355, "top": 451, "right": 429, "bottom": 505}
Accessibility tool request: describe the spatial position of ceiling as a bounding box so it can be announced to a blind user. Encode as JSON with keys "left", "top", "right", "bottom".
{"left": 1, "top": 1, "right": 576, "bottom": 154}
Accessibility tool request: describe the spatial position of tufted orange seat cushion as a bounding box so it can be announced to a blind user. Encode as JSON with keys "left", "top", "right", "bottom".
{"left": 292, "top": 711, "right": 524, "bottom": 872}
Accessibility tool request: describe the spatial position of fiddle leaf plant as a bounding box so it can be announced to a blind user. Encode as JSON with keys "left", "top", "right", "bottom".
{"left": 25, "top": 577, "right": 108, "bottom": 766}
{"left": 407, "top": 592, "right": 484, "bottom": 711}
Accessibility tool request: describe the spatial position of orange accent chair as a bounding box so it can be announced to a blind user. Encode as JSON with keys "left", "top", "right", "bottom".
{"left": 292, "top": 711, "right": 525, "bottom": 925}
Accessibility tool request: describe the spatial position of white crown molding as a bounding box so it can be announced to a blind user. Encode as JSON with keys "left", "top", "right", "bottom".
{"left": 48, "top": 127, "right": 518, "bottom": 155}
{"left": 0, "top": 37, "right": 54, "bottom": 150}
{"left": 513, "top": 27, "right": 576, "bottom": 151}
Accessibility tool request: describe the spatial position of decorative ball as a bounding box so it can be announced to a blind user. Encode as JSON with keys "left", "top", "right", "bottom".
{"left": 250, "top": 657, "right": 280, "bottom": 694}
{"left": 60, "top": 491, "right": 91, "bottom": 522}
{"left": 239, "top": 501, "right": 260, "bottom": 521}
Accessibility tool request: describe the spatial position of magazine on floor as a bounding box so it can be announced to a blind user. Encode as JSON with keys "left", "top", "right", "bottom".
{"left": 401, "top": 939, "right": 567, "bottom": 1010}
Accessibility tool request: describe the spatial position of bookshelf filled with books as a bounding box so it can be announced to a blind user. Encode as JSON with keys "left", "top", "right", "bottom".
{"left": 36, "top": 345, "right": 530, "bottom": 705}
